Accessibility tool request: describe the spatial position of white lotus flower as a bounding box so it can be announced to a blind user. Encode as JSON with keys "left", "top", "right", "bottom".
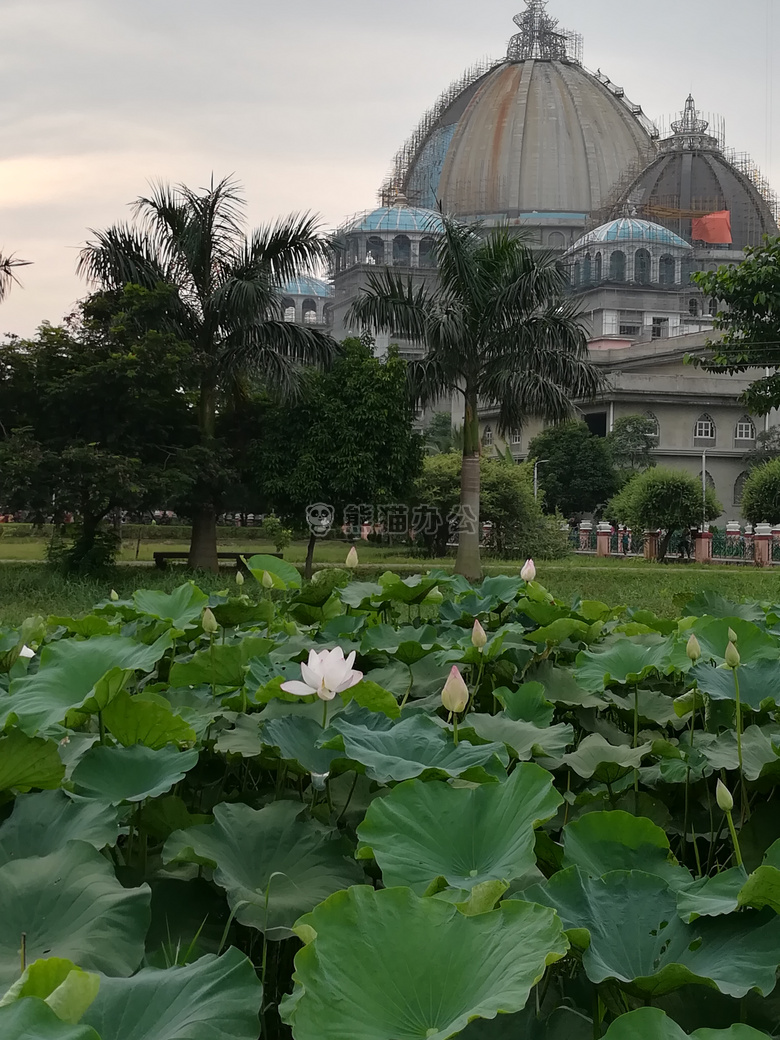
{"left": 110, "top": 589, "right": 119, "bottom": 602}
{"left": 281, "top": 647, "right": 363, "bottom": 702}
{"left": 235, "top": 570, "right": 245, "bottom": 587}
{"left": 521, "top": 559, "right": 536, "bottom": 583}
{"left": 261, "top": 571, "right": 275, "bottom": 589}
{"left": 346, "top": 546, "right": 359, "bottom": 570}
{"left": 716, "top": 779, "right": 734, "bottom": 813}
{"left": 471, "top": 619, "right": 487, "bottom": 650}
{"left": 441, "top": 666, "right": 469, "bottom": 714}
{"left": 18, "top": 645, "right": 35, "bottom": 659}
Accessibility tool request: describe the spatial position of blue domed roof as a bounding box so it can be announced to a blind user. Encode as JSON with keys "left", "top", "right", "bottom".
{"left": 282, "top": 275, "right": 334, "bottom": 299}
{"left": 347, "top": 204, "right": 444, "bottom": 234}
{"left": 575, "top": 218, "right": 692, "bottom": 250}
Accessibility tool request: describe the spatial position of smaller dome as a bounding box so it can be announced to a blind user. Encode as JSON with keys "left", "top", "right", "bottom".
{"left": 282, "top": 275, "right": 334, "bottom": 298}
{"left": 346, "top": 205, "right": 444, "bottom": 234}
{"left": 575, "top": 218, "right": 692, "bottom": 250}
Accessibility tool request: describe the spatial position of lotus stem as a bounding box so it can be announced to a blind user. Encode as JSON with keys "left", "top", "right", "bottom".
{"left": 725, "top": 807, "right": 743, "bottom": 868}
{"left": 20, "top": 932, "right": 26, "bottom": 974}
{"left": 322, "top": 700, "right": 329, "bottom": 729}
{"left": 453, "top": 714, "right": 459, "bottom": 747}
{"left": 732, "top": 668, "right": 750, "bottom": 821}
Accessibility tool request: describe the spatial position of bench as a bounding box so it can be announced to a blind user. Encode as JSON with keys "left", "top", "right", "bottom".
{"left": 152, "top": 551, "right": 279, "bottom": 575}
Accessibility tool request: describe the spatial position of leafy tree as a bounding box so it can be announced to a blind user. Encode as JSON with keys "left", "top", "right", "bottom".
{"left": 741, "top": 458, "right": 780, "bottom": 524}
{"left": 0, "top": 286, "right": 197, "bottom": 569}
{"left": 77, "top": 177, "right": 334, "bottom": 570}
{"left": 606, "top": 415, "right": 658, "bottom": 474}
{"left": 413, "top": 452, "right": 570, "bottom": 560}
{"left": 227, "top": 339, "right": 424, "bottom": 577}
{"left": 348, "top": 217, "right": 601, "bottom": 581}
{"left": 527, "top": 421, "right": 616, "bottom": 518}
{"left": 692, "top": 237, "right": 780, "bottom": 413}
{"left": 424, "top": 411, "right": 461, "bottom": 455}
{"left": 607, "top": 467, "right": 721, "bottom": 560}
{"left": 745, "top": 426, "right": 780, "bottom": 467}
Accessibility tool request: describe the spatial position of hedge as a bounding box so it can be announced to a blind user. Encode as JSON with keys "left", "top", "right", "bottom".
{"left": 0, "top": 524, "right": 274, "bottom": 542}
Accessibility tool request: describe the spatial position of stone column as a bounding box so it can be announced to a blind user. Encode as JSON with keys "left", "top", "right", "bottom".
{"left": 579, "top": 521, "right": 593, "bottom": 552}
{"left": 726, "top": 522, "right": 741, "bottom": 546}
{"left": 695, "top": 529, "right": 713, "bottom": 564}
{"left": 643, "top": 530, "right": 660, "bottom": 561}
{"left": 755, "top": 523, "right": 773, "bottom": 567}
{"left": 744, "top": 524, "right": 755, "bottom": 561}
{"left": 596, "top": 523, "right": 613, "bottom": 558}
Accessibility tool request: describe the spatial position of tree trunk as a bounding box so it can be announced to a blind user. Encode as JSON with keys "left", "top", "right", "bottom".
{"left": 658, "top": 529, "right": 673, "bottom": 562}
{"left": 304, "top": 532, "right": 317, "bottom": 581}
{"left": 188, "top": 374, "right": 220, "bottom": 572}
{"left": 455, "top": 389, "right": 482, "bottom": 583}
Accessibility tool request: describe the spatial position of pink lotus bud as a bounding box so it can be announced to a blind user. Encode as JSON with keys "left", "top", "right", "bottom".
{"left": 521, "top": 559, "right": 536, "bottom": 582}
{"left": 441, "top": 666, "right": 469, "bottom": 714}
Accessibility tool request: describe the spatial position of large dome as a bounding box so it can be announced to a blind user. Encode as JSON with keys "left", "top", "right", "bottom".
{"left": 610, "top": 96, "right": 778, "bottom": 251}
{"left": 395, "top": 3, "right": 656, "bottom": 241}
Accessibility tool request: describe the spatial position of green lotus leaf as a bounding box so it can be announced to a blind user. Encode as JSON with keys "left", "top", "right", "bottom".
{"left": 676, "top": 867, "right": 748, "bottom": 922}
{"left": 163, "top": 800, "right": 364, "bottom": 939}
{"left": 562, "top": 734, "right": 653, "bottom": 782}
{"left": 170, "top": 645, "right": 248, "bottom": 688}
{"left": 575, "top": 634, "right": 678, "bottom": 691}
{"left": 101, "top": 690, "right": 196, "bottom": 749}
{"left": 245, "top": 554, "right": 301, "bottom": 590}
{"left": 361, "top": 624, "right": 442, "bottom": 659}
{"left": 737, "top": 864, "right": 780, "bottom": 916}
{"left": 603, "top": 1007, "right": 770, "bottom": 1039}
{"left": 688, "top": 618, "right": 777, "bottom": 665}
{"left": 260, "top": 715, "right": 343, "bottom": 774}
{"left": 524, "top": 618, "right": 596, "bottom": 646}
{"left": 0, "top": 790, "right": 119, "bottom": 865}
{"left": 3, "top": 634, "right": 172, "bottom": 735}
{"left": 366, "top": 656, "right": 455, "bottom": 704}
{"left": 0, "top": 998, "right": 100, "bottom": 1039}
{"left": 525, "top": 661, "right": 604, "bottom": 708}
{"left": 378, "top": 572, "right": 443, "bottom": 605}
{"left": 466, "top": 713, "right": 574, "bottom": 760}
{"left": 280, "top": 886, "right": 568, "bottom": 1040}
{"left": 326, "top": 710, "right": 509, "bottom": 783}
{"left": 132, "top": 584, "right": 210, "bottom": 628}
{"left": 0, "top": 841, "right": 150, "bottom": 991}
{"left": 48, "top": 615, "right": 119, "bottom": 637}
{"left": 494, "top": 683, "right": 553, "bottom": 725}
{"left": 562, "top": 811, "right": 690, "bottom": 888}
{"left": 683, "top": 591, "right": 765, "bottom": 623}
{"left": 0, "top": 957, "right": 100, "bottom": 1024}
{"left": 689, "top": 661, "right": 780, "bottom": 711}
{"left": 82, "top": 948, "right": 263, "bottom": 1040}
{"left": 524, "top": 867, "right": 780, "bottom": 997}
{"left": 0, "top": 729, "right": 65, "bottom": 791}
{"left": 691, "top": 727, "right": 780, "bottom": 781}
{"left": 338, "top": 581, "right": 384, "bottom": 609}
{"left": 214, "top": 714, "right": 265, "bottom": 758}
{"left": 339, "top": 679, "right": 400, "bottom": 718}
{"left": 211, "top": 599, "right": 274, "bottom": 628}
{"left": 72, "top": 745, "right": 199, "bottom": 804}
{"left": 356, "top": 764, "right": 561, "bottom": 892}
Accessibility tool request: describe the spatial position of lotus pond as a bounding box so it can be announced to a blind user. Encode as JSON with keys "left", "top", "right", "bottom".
{"left": 5, "top": 556, "right": 780, "bottom": 1039}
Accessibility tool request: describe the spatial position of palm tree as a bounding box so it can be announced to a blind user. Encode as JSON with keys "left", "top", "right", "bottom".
{"left": 348, "top": 217, "right": 602, "bottom": 581}
{"left": 78, "top": 177, "right": 335, "bottom": 570}
{"left": 0, "top": 252, "right": 31, "bottom": 302}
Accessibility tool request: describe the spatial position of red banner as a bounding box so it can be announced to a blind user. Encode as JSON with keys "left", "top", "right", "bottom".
{"left": 691, "top": 210, "right": 732, "bottom": 245}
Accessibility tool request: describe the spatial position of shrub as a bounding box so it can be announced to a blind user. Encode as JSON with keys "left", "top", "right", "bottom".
{"left": 741, "top": 457, "right": 780, "bottom": 524}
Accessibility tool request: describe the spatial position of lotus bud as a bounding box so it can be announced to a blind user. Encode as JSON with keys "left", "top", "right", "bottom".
{"left": 235, "top": 570, "right": 245, "bottom": 587}
{"left": 728, "top": 628, "right": 738, "bottom": 645}
{"left": 346, "top": 546, "right": 359, "bottom": 570}
{"left": 425, "top": 586, "right": 444, "bottom": 605}
{"left": 202, "top": 608, "right": 219, "bottom": 635}
{"left": 441, "top": 666, "right": 469, "bottom": 714}
{"left": 724, "top": 641, "right": 741, "bottom": 669}
{"left": 521, "top": 559, "right": 536, "bottom": 583}
{"left": 716, "top": 779, "right": 734, "bottom": 813}
{"left": 110, "top": 589, "right": 119, "bottom": 602}
{"left": 261, "top": 571, "right": 274, "bottom": 589}
{"left": 472, "top": 619, "right": 487, "bottom": 649}
{"left": 686, "top": 634, "right": 701, "bottom": 663}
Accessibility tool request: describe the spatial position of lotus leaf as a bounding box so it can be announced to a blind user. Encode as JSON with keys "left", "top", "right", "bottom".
{"left": 562, "top": 734, "right": 653, "bottom": 782}
{"left": 72, "top": 744, "right": 199, "bottom": 804}
{"left": 356, "top": 764, "right": 561, "bottom": 891}
{"left": 82, "top": 949, "right": 263, "bottom": 1040}
{"left": 689, "top": 661, "right": 780, "bottom": 711}
{"left": 0, "top": 842, "right": 150, "bottom": 990}
{"left": 245, "top": 554, "right": 301, "bottom": 590}
{"left": 562, "top": 811, "right": 690, "bottom": 888}
{"left": 467, "top": 712, "right": 574, "bottom": 760}
{"left": 0, "top": 790, "right": 118, "bottom": 865}
{"left": 603, "top": 1007, "right": 770, "bottom": 1039}
{"left": 575, "top": 634, "right": 679, "bottom": 691}
{"left": 163, "top": 800, "right": 364, "bottom": 938}
{"left": 132, "top": 584, "right": 210, "bottom": 628}
{"left": 0, "top": 957, "right": 100, "bottom": 1024}
{"left": 0, "top": 729, "right": 65, "bottom": 791}
{"left": 280, "top": 886, "right": 569, "bottom": 1040}
{"left": 101, "top": 690, "right": 196, "bottom": 749}
{"left": 0, "top": 998, "right": 100, "bottom": 1039}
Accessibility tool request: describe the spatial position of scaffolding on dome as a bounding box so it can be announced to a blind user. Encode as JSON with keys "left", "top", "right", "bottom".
{"left": 507, "top": 0, "right": 582, "bottom": 62}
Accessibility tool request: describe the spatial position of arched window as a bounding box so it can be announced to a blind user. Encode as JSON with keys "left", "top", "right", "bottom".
{"left": 282, "top": 298, "right": 296, "bottom": 323}
{"left": 709, "top": 298, "right": 719, "bottom": 318}
{"left": 510, "top": 431, "right": 522, "bottom": 447}
{"left": 594, "top": 252, "right": 603, "bottom": 283}
{"left": 694, "top": 414, "right": 716, "bottom": 445}
{"left": 548, "top": 232, "right": 566, "bottom": 250}
{"left": 482, "top": 426, "right": 493, "bottom": 447}
{"left": 689, "top": 298, "right": 700, "bottom": 317}
{"left": 735, "top": 417, "right": 756, "bottom": 443}
{"left": 610, "top": 251, "right": 626, "bottom": 281}
{"left": 699, "top": 470, "right": 716, "bottom": 492}
{"left": 635, "top": 248, "right": 651, "bottom": 285}
{"left": 419, "top": 236, "right": 436, "bottom": 267}
{"left": 572, "top": 261, "right": 581, "bottom": 287}
{"left": 322, "top": 303, "right": 333, "bottom": 327}
{"left": 366, "top": 237, "right": 384, "bottom": 265}
{"left": 734, "top": 471, "right": 748, "bottom": 506}
{"left": 582, "top": 253, "right": 592, "bottom": 284}
{"left": 644, "top": 411, "right": 660, "bottom": 442}
{"left": 302, "top": 299, "right": 318, "bottom": 325}
{"left": 393, "top": 235, "right": 411, "bottom": 266}
{"left": 659, "top": 255, "right": 676, "bottom": 285}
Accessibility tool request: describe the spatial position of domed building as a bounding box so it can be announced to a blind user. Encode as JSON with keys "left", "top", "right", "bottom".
{"left": 279, "top": 275, "right": 333, "bottom": 328}
{"left": 388, "top": 1, "right": 657, "bottom": 247}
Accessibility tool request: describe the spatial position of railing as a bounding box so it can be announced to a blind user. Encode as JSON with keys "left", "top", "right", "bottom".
{"left": 712, "top": 530, "right": 755, "bottom": 562}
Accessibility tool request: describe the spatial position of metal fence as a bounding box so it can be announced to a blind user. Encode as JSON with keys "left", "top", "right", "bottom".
{"left": 712, "top": 530, "right": 756, "bottom": 562}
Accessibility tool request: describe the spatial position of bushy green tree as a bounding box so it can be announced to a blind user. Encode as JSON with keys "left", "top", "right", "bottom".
{"left": 692, "top": 237, "right": 780, "bottom": 413}
{"left": 413, "top": 452, "right": 570, "bottom": 560}
{"left": 348, "top": 216, "right": 600, "bottom": 581}
{"left": 607, "top": 467, "right": 721, "bottom": 560}
{"left": 741, "top": 458, "right": 780, "bottom": 524}
{"left": 528, "top": 421, "right": 616, "bottom": 518}
{"left": 606, "top": 415, "right": 658, "bottom": 474}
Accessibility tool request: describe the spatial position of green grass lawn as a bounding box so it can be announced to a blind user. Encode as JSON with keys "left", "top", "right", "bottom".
{"left": 0, "top": 537, "right": 779, "bottom": 625}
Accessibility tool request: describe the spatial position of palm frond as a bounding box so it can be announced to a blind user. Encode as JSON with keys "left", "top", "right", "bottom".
{"left": 0, "top": 252, "right": 31, "bottom": 303}
{"left": 250, "top": 213, "right": 331, "bottom": 286}
{"left": 347, "top": 269, "right": 435, "bottom": 344}
{"left": 219, "top": 320, "right": 337, "bottom": 393}
{"left": 77, "top": 225, "right": 167, "bottom": 290}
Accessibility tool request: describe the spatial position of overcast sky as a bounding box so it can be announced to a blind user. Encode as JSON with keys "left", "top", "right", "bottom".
{"left": 0, "top": 0, "right": 776, "bottom": 336}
